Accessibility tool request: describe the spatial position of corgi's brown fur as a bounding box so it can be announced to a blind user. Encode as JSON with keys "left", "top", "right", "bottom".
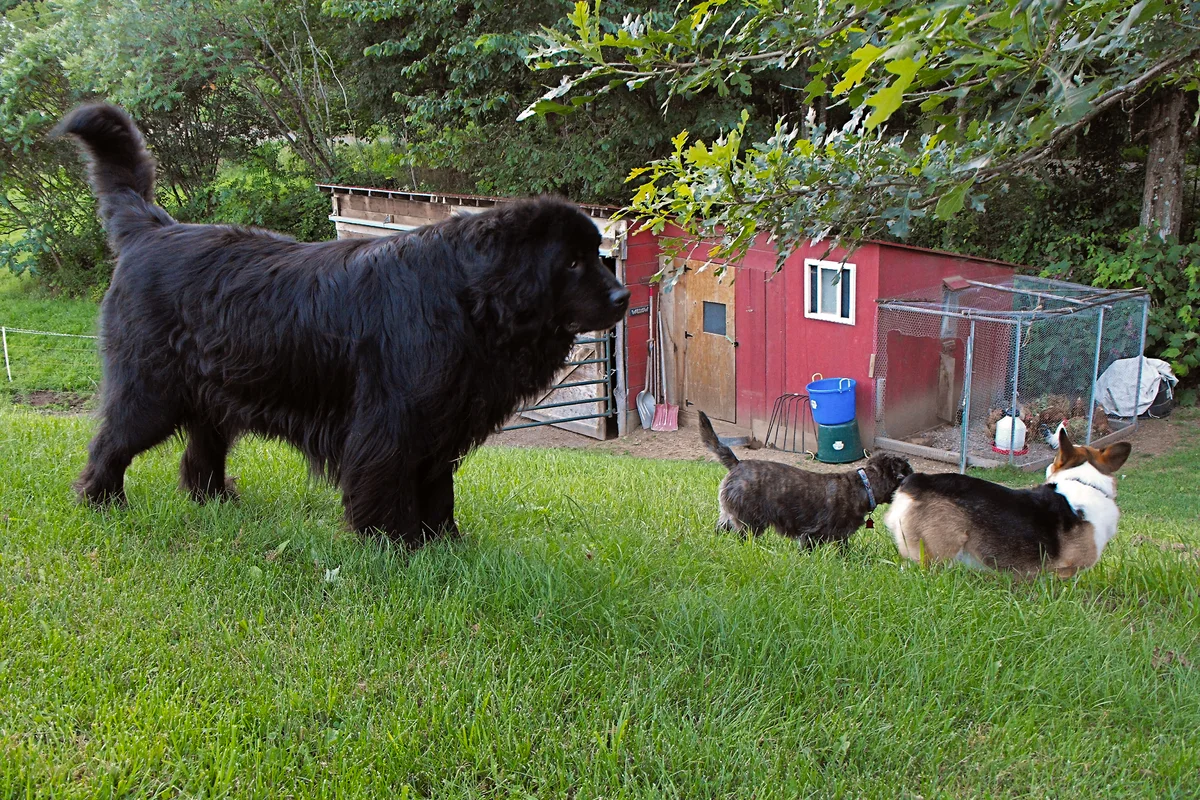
{"left": 884, "top": 430, "right": 1131, "bottom": 577}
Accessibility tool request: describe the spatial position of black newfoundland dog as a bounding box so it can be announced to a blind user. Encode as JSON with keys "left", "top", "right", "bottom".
{"left": 57, "top": 103, "right": 629, "bottom": 547}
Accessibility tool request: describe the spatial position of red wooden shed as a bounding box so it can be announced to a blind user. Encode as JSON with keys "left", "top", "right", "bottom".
{"left": 653, "top": 229, "right": 1018, "bottom": 445}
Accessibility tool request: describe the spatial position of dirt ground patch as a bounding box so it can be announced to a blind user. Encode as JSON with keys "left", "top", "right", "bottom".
{"left": 12, "top": 390, "right": 94, "bottom": 413}
{"left": 490, "top": 411, "right": 1191, "bottom": 475}
{"left": 492, "top": 419, "right": 950, "bottom": 474}
{"left": 1124, "top": 412, "right": 1191, "bottom": 458}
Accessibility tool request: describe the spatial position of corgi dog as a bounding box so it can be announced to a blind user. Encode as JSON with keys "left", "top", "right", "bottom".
{"left": 883, "top": 430, "right": 1132, "bottom": 577}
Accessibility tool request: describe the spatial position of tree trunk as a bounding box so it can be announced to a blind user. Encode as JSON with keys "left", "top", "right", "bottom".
{"left": 1140, "top": 87, "right": 1198, "bottom": 241}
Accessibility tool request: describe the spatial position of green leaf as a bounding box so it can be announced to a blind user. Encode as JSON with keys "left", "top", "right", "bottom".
{"left": 833, "top": 44, "right": 884, "bottom": 95}
{"left": 919, "top": 94, "right": 950, "bottom": 112}
{"left": 935, "top": 180, "right": 974, "bottom": 221}
{"left": 568, "top": 1, "right": 594, "bottom": 43}
{"left": 1109, "top": 0, "right": 1152, "bottom": 48}
{"left": 631, "top": 181, "right": 656, "bottom": 205}
{"left": 864, "top": 58, "right": 921, "bottom": 130}
{"left": 803, "top": 76, "right": 828, "bottom": 104}
{"left": 865, "top": 83, "right": 906, "bottom": 130}
{"left": 518, "top": 99, "right": 574, "bottom": 120}
{"left": 1046, "top": 67, "right": 1092, "bottom": 125}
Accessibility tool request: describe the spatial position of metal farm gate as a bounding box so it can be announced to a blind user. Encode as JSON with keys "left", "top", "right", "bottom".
{"left": 502, "top": 330, "right": 617, "bottom": 438}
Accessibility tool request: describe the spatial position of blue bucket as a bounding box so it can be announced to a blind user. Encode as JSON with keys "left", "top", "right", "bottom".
{"left": 806, "top": 373, "right": 857, "bottom": 425}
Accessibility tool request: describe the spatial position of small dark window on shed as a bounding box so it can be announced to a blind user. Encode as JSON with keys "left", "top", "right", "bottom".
{"left": 703, "top": 301, "right": 727, "bottom": 336}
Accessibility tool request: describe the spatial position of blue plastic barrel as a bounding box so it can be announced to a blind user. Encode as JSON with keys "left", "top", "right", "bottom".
{"left": 806, "top": 374, "right": 857, "bottom": 425}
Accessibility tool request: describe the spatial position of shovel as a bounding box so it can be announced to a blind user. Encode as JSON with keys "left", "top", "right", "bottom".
{"left": 636, "top": 296, "right": 656, "bottom": 429}
{"left": 651, "top": 305, "right": 679, "bottom": 431}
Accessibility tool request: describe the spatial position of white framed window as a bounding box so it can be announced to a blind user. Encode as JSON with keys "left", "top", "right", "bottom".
{"left": 804, "top": 259, "right": 856, "bottom": 325}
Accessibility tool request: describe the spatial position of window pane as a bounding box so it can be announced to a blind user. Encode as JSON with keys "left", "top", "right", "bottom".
{"left": 820, "top": 267, "right": 839, "bottom": 315}
{"left": 702, "top": 301, "right": 727, "bottom": 336}
{"left": 840, "top": 269, "right": 852, "bottom": 318}
{"left": 939, "top": 289, "right": 958, "bottom": 336}
{"left": 809, "top": 265, "right": 818, "bottom": 313}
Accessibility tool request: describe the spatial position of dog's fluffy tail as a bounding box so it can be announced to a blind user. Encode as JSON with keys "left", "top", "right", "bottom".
{"left": 53, "top": 103, "right": 173, "bottom": 249}
{"left": 698, "top": 411, "right": 739, "bottom": 470}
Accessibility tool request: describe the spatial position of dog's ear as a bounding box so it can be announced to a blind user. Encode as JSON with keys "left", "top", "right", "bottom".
{"left": 1053, "top": 428, "right": 1078, "bottom": 470}
{"left": 460, "top": 204, "right": 559, "bottom": 340}
{"left": 1094, "top": 441, "right": 1132, "bottom": 473}
{"left": 869, "top": 453, "right": 910, "bottom": 485}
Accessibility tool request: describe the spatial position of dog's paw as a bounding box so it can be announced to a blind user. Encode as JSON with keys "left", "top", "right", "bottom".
{"left": 220, "top": 476, "right": 240, "bottom": 502}
{"left": 185, "top": 475, "right": 239, "bottom": 504}
{"left": 74, "top": 479, "right": 128, "bottom": 508}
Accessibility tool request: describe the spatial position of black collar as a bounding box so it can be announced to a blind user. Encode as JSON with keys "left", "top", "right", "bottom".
{"left": 857, "top": 468, "right": 877, "bottom": 510}
{"left": 1053, "top": 473, "right": 1116, "bottom": 500}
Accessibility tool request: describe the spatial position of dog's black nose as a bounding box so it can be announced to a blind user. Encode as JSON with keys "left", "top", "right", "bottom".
{"left": 609, "top": 287, "right": 630, "bottom": 311}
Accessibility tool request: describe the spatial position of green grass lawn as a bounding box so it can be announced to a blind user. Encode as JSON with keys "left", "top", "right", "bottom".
{"left": 1, "top": 406, "right": 1197, "bottom": 798}
{"left": 0, "top": 271, "right": 102, "bottom": 399}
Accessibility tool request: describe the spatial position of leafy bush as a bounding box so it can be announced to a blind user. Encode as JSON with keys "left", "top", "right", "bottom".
{"left": 1, "top": 0, "right": 355, "bottom": 295}
{"left": 907, "top": 152, "right": 1143, "bottom": 269}
{"left": 189, "top": 143, "right": 333, "bottom": 242}
{"left": 3, "top": 139, "right": 336, "bottom": 298}
{"left": 0, "top": 19, "right": 107, "bottom": 295}
{"left": 333, "top": 130, "right": 415, "bottom": 189}
{"left": 1051, "top": 229, "right": 1200, "bottom": 402}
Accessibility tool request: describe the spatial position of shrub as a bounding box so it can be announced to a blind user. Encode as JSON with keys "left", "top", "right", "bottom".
{"left": 1052, "top": 229, "right": 1200, "bottom": 403}
{"left": 0, "top": 26, "right": 107, "bottom": 295}
{"left": 190, "top": 144, "right": 333, "bottom": 242}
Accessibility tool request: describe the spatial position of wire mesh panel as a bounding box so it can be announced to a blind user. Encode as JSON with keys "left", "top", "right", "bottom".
{"left": 875, "top": 304, "right": 958, "bottom": 444}
{"left": 1, "top": 327, "right": 101, "bottom": 403}
{"left": 874, "top": 278, "right": 1149, "bottom": 471}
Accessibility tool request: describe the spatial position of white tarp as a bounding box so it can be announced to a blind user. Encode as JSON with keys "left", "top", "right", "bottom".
{"left": 1095, "top": 356, "right": 1177, "bottom": 417}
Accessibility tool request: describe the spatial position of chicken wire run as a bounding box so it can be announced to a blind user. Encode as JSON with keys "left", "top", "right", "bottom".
{"left": 873, "top": 276, "right": 1149, "bottom": 472}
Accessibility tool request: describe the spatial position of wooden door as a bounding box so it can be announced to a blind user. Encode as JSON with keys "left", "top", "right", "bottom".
{"left": 683, "top": 262, "right": 737, "bottom": 422}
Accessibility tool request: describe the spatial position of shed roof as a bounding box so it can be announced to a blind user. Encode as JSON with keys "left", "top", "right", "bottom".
{"left": 317, "top": 184, "right": 620, "bottom": 219}
{"left": 316, "top": 184, "right": 1053, "bottom": 275}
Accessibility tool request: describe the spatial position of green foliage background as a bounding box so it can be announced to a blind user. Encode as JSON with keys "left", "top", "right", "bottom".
{"left": 0, "top": 0, "right": 1196, "bottom": 382}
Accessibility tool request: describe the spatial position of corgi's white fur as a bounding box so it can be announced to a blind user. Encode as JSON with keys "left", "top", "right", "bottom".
{"left": 883, "top": 492, "right": 915, "bottom": 561}
{"left": 1044, "top": 458, "right": 1121, "bottom": 563}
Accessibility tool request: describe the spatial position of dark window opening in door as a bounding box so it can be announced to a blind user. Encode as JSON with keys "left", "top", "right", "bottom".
{"left": 702, "top": 301, "right": 727, "bottom": 336}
